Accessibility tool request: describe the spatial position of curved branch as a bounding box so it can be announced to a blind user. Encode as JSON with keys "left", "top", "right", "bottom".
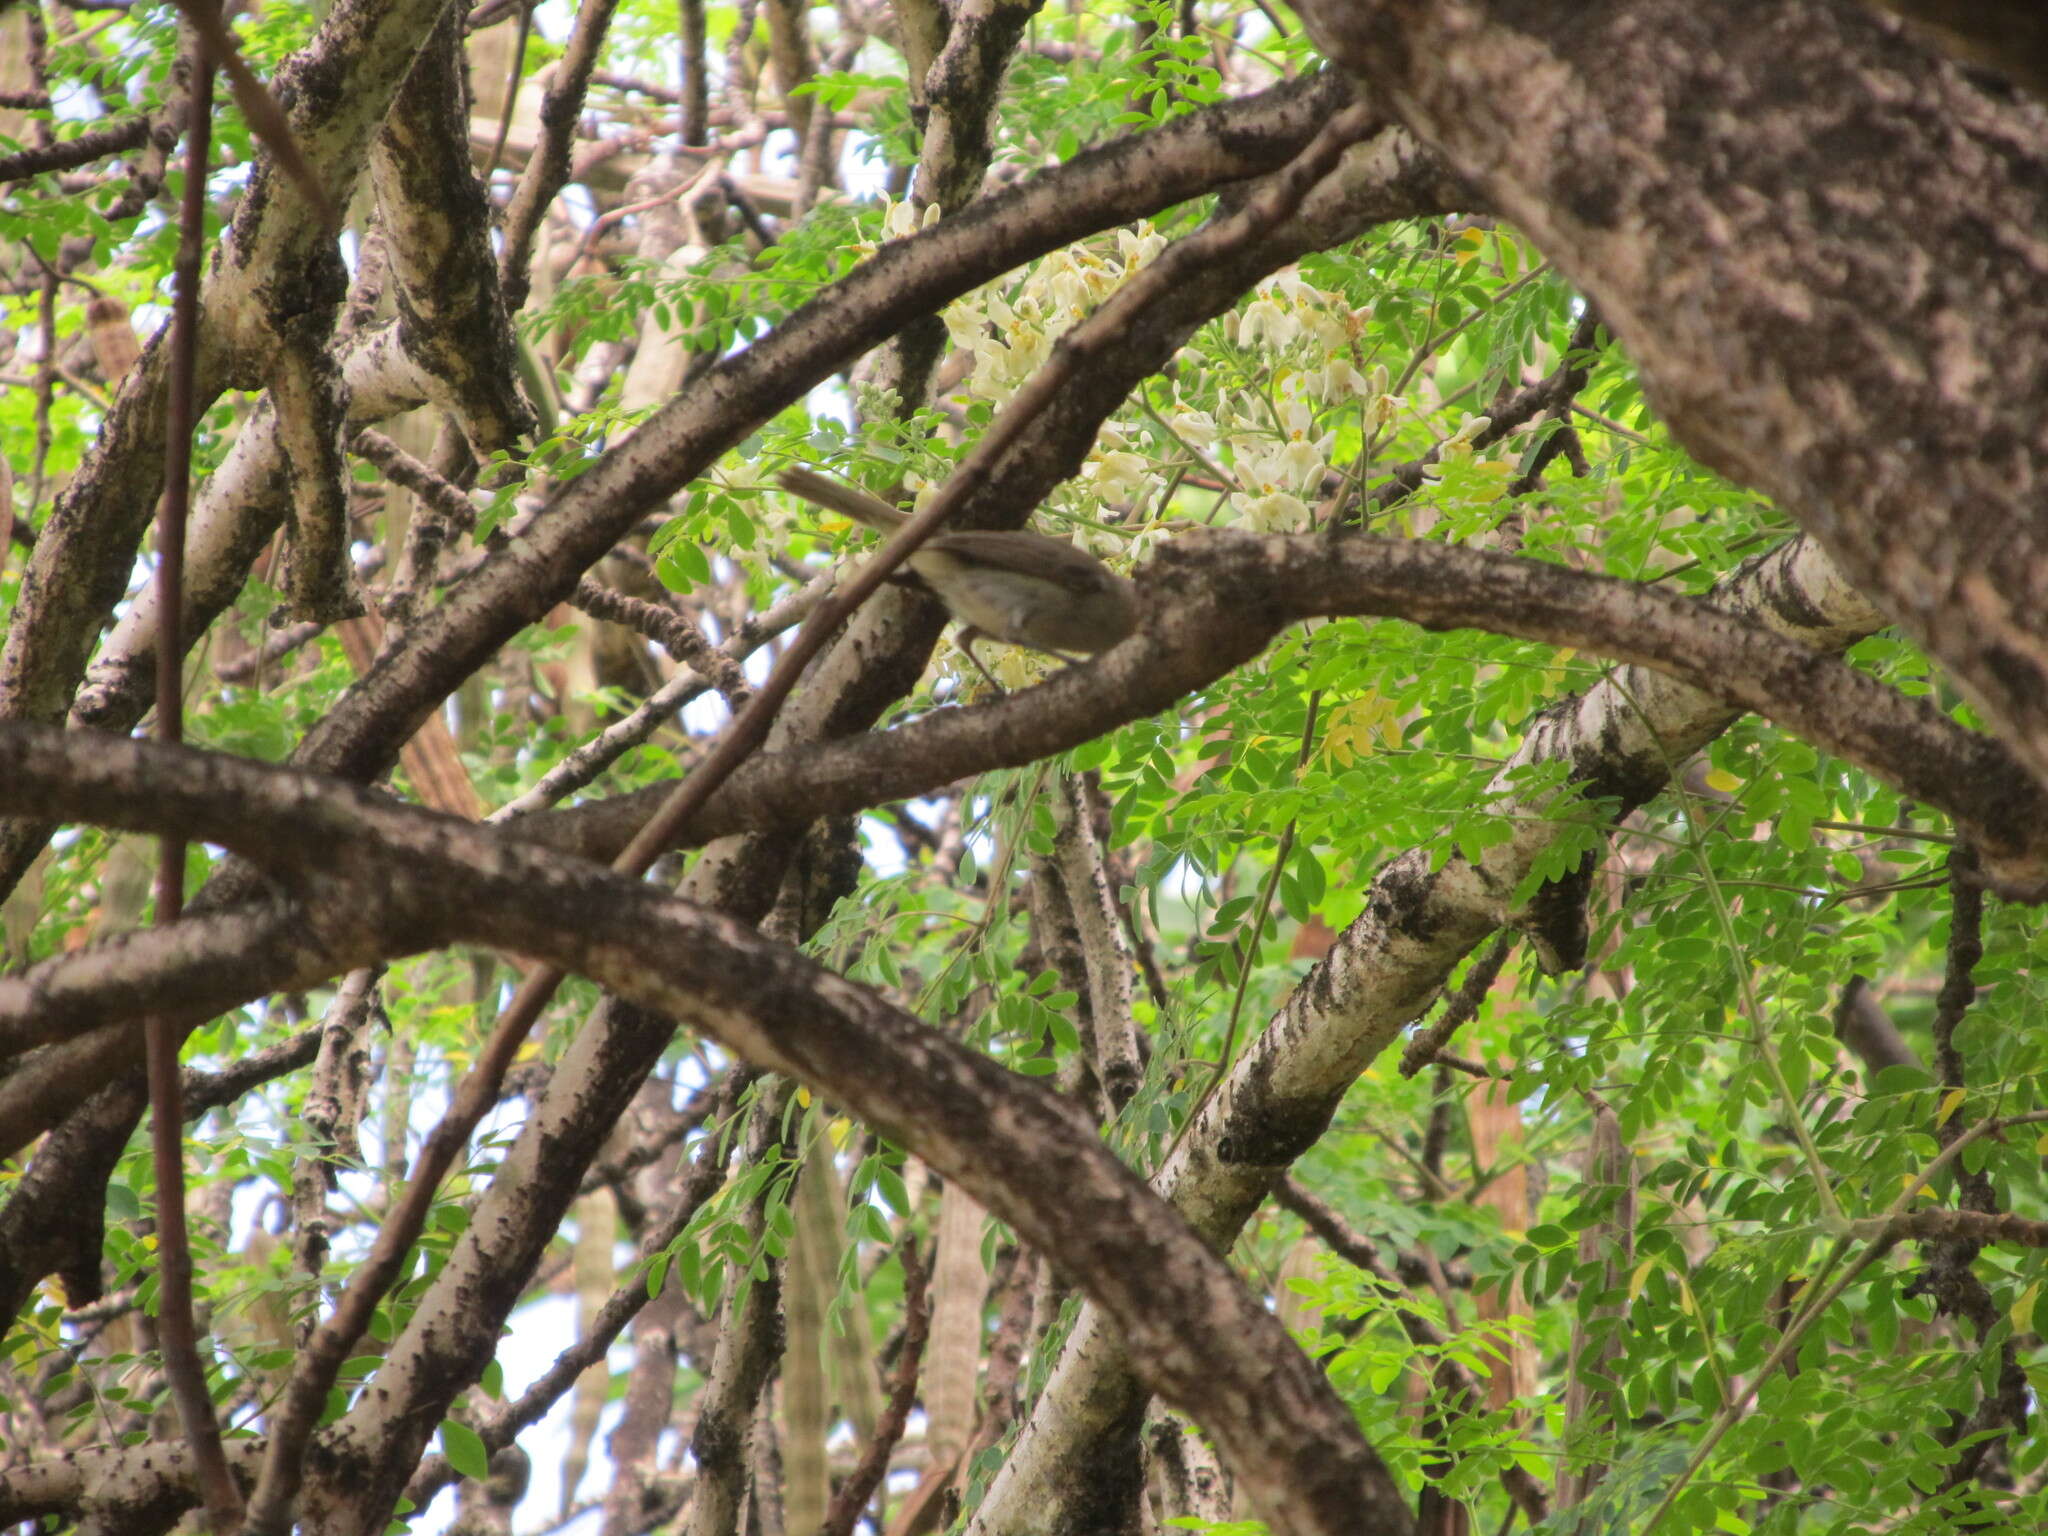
{"left": 0, "top": 115, "right": 151, "bottom": 181}
{"left": 0, "top": 68, "right": 1377, "bottom": 907}
{"left": 526, "top": 532, "right": 2048, "bottom": 898}
{"left": 1293, "top": 0, "right": 2048, "bottom": 789}
{"left": 4, "top": 530, "right": 2047, "bottom": 1061}
{"left": 0, "top": 755, "right": 1414, "bottom": 1536}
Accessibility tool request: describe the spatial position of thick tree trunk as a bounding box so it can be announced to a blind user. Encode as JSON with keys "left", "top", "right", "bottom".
{"left": 1295, "top": 0, "right": 2048, "bottom": 793}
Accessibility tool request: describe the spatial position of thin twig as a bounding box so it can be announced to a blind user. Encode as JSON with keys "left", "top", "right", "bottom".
{"left": 167, "top": 0, "right": 338, "bottom": 231}
{"left": 1399, "top": 934, "right": 1514, "bottom": 1077}
{"left": 147, "top": 17, "right": 241, "bottom": 1527}
{"left": 821, "top": 1241, "right": 929, "bottom": 1536}
{"left": 480, "top": 0, "right": 534, "bottom": 183}
{"left": 0, "top": 115, "right": 152, "bottom": 181}
{"left": 28, "top": 268, "right": 56, "bottom": 517}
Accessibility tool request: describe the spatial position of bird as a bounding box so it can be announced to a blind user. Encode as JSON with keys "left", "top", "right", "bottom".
{"left": 776, "top": 466, "right": 1139, "bottom": 688}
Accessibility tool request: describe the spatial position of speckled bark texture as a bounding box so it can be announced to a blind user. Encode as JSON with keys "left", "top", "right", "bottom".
{"left": 1294, "top": 0, "right": 2048, "bottom": 789}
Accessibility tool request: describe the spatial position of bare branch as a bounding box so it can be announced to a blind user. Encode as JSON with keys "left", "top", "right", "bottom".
{"left": 0, "top": 115, "right": 150, "bottom": 181}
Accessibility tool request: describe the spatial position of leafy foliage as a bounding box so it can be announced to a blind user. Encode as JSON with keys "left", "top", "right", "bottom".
{"left": 0, "top": 0, "right": 2043, "bottom": 1532}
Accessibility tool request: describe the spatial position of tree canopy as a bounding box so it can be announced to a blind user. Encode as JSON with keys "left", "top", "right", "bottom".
{"left": 2, "top": 2, "right": 2047, "bottom": 1534}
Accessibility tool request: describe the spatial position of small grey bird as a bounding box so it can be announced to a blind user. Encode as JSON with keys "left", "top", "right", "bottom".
{"left": 777, "top": 466, "right": 1139, "bottom": 686}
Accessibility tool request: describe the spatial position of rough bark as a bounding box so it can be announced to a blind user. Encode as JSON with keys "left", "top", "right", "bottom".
{"left": 964, "top": 537, "right": 1889, "bottom": 1534}
{"left": 1292, "top": 0, "right": 2048, "bottom": 790}
{"left": 0, "top": 738, "right": 1419, "bottom": 1536}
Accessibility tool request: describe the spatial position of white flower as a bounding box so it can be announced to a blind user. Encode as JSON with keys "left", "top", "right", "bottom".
{"left": 943, "top": 300, "right": 987, "bottom": 351}
{"left": 1263, "top": 271, "right": 1314, "bottom": 305}
{"left": 1077, "top": 524, "right": 1130, "bottom": 560}
{"left": 1444, "top": 413, "right": 1493, "bottom": 449}
{"left": 1235, "top": 442, "right": 1312, "bottom": 501}
{"left": 1048, "top": 257, "right": 1092, "bottom": 321}
{"left": 1239, "top": 295, "right": 1300, "bottom": 350}
{"left": 1275, "top": 436, "right": 1329, "bottom": 490}
{"left": 1233, "top": 489, "right": 1312, "bottom": 532}
{"left": 1311, "top": 358, "right": 1372, "bottom": 402}
{"left": 1084, "top": 449, "right": 1152, "bottom": 503}
{"left": 882, "top": 196, "right": 921, "bottom": 240}
{"left": 1302, "top": 305, "right": 1351, "bottom": 354}
{"left": 1169, "top": 405, "right": 1219, "bottom": 449}
{"left": 1117, "top": 224, "right": 1167, "bottom": 268}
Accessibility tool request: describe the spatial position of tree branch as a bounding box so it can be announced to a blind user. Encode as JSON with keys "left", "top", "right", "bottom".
{"left": 0, "top": 724, "right": 1412, "bottom": 1536}
{"left": 1293, "top": 0, "right": 2048, "bottom": 791}
{"left": 0, "top": 115, "right": 151, "bottom": 181}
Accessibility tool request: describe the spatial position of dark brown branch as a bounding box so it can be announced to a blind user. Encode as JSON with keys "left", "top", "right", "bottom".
{"left": 676, "top": 0, "right": 708, "bottom": 145}
{"left": 1889, "top": 1210, "right": 2048, "bottom": 1249}
{"left": 0, "top": 115, "right": 152, "bottom": 181}
{"left": 1931, "top": 847, "right": 1986, "bottom": 1105}
{"left": 1276, "top": 1176, "right": 1443, "bottom": 1293}
{"left": 11, "top": 544, "right": 2048, "bottom": 1054}
{"left": 569, "top": 579, "right": 753, "bottom": 709}
{"left": 182, "top": 1026, "right": 322, "bottom": 1117}
{"left": 1399, "top": 934, "right": 1515, "bottom": 1076}
{"left": 1908, "top": 844, "right": 2024, "bottom": 1493}
{"left": 0, "top": 730, "right": 1413, "bottom": 1536}
{"left": 821, "top": 1243, "right": 929, "bottom": 1536}
{"left": 147, "top": 20, "right": 239, "bottom": 1523}
{"left": 524, "top": 533, "right": 2048, "bottom": 901}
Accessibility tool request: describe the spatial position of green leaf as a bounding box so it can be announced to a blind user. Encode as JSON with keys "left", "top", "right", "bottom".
{"left": 439, "top": 1419, "right": 490, "bottom": 1482}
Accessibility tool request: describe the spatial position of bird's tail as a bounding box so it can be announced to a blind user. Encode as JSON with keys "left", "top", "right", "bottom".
{"left": 776, "top": 466, "right": 909, "bottom": 534}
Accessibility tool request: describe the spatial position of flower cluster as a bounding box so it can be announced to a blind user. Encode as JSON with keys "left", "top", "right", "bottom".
{"left": 818, "top": 206, "right": 1515, "bottom": 683}
{"left": 940, "top": 225, "right": 1169, "bottom": 403}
